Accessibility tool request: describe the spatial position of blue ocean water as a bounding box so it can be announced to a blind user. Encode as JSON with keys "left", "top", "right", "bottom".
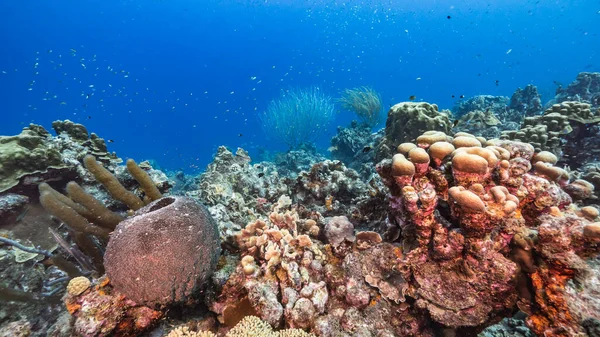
{"left": 0, "top": 0, "right": 598, "bottom": 172}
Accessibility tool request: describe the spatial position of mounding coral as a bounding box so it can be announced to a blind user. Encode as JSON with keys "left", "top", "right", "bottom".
{"left": 375, "top": 102, "right": 452, "bottom": 162}
{"left": 205, "top": 126, "right": 600, "bottom": 337}
{"left": 377, "top": 130, "right": 600, "bottom": 336}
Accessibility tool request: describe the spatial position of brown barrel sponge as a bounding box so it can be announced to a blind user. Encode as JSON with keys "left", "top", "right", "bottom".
{"left": 104, "top": 196, "right": 220, "bottom": 306}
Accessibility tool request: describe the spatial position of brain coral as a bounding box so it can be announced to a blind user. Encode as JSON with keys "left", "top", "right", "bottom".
{"left": 104, "top": 196, "right": 220, "bottom": 306}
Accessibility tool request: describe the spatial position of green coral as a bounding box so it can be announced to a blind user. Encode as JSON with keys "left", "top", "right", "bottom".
{"left": 500, "top": 101, "right": 599, "bottom": 156}
{"left": 0, "top": 125, "right": 66, "bottom": 193}
{"left": 376, "top": 102, "right": 452, "bottom": 161}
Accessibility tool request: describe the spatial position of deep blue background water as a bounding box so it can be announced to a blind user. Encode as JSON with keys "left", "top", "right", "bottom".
{"left": 0, "top": 0, "right": 598, "bottom": 172}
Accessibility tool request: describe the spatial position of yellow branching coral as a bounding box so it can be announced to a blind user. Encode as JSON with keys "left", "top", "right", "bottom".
{"left": 167, "top": 326, "right": 215, "bottom": 337}
{"left": 225, "top": 316, "right": 316, "bottom": 337}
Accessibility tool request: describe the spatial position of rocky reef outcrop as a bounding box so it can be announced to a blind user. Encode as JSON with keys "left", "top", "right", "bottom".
{"left": 554, "top": 72, "right": 600, "bottom": 107}
{"left": 375, "top": 102, "right": 452, "bottom": 162}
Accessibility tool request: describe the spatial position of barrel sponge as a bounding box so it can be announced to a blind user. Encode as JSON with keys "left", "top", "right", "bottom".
{"left": 103, "top": 196, "right": 220, "bottom": 306}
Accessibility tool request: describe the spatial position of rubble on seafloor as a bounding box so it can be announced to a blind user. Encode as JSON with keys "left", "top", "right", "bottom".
{"left": 1, "top": 72, "right": 600, "bottom": 337}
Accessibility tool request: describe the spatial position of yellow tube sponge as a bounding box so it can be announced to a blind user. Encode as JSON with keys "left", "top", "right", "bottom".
{"left": 126, "top": 159, "right": 162, "bottom": 202}
{"left": 83, "top": 155, "right": 144, "bottom": 210}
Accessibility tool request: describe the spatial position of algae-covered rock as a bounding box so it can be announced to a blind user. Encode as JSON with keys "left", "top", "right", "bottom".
{"left": 52, "top": 119, "right": 117, "bottom": 163}
{"left": 453, "top": 95, "right": 510, "bottom": 119}
{"left": 555, "top": 72, "right": 600, "bottom": 107}
{"left": 376, "top": 102, "right": 451, "bottom": 161}
{"left": 453, "top": 109, "right": 509, "bottom": 139}
{"left": 0, "top": 120, "right": 123, "bottom": 194}
{"left": 509, "top": 84, "right": 543, "bottom": 118}
{"left": 0, "top": 125, "right": 66, "bottom": 193}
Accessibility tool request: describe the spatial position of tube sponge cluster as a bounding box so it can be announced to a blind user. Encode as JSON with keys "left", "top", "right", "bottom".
{"left": 39, "top": 155, "right": 163, "bottom": 272}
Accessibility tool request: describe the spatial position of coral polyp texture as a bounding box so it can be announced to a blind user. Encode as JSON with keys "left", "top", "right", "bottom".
{"left": 104, "top": 196, "right": 221, "bottom": 306}
{"left": 377, "top": 131, "right": 600, "bottom": 336}
{"left": 207, "top": 130, "right": 600, "bottom": 337}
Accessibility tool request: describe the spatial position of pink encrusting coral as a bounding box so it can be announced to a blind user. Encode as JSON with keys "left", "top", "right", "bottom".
{"left": 376, "top": 132, "right": 600, "bottom": 336}
{"left": 209, "top": 131, "right": 600, "bottom": 337}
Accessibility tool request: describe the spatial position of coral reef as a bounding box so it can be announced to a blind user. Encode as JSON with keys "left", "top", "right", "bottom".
{"left": 500, "top": 101, "right": 600, "bottom": 165}
{"left": 554, "top": 72, "right": 600, "bottom": 107}
{"left": 479, "top": 312, "right": 534, "bottom": 337}
{"left": 453, "top": 95, "right": 510, "bottom": 120}
{"left": 64, "top": 276, "right": 162, "bottom": 337}
{"left": 293, "top": 160, "right": 383, "bottom": 221}
{"left": 377, "top": 130, "right": 600, "bottom": 336}
{"left": 376, "top": 102, "right": 452, "bottom": 161}
{"left": 273, "top": 144, "right": 328, "bottom": 178}
{"left": 338, "top": 86, "right": 384, "bottom": 128}
{"left": 0, "top": 121, "right": 123, "bottom": 196}
{"left": 208, "top": 198, "right": 433, "bottom": 336}
{"left": 104, "top": 196, "right": 220, "bottom": 306}
{"left": 190, "top": 146, "right": 290, "bottom": 244}
{"left": 330, "top": 121, "right": 382, "bottom": 178}
{"left": 509, "top": 85, "right": 543, "bottom": 118}
{"left": 452, "top": 109, "right": 505, "bottom": 139}
{"left": 0, "top": 125, "right": 67, "bottom": 193}
{"left": 576, "top": 162, "right": 600, "bottom": 201}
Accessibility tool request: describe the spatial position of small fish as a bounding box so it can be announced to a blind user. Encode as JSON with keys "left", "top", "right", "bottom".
{"left": 258, "top": 173, "right": 265, "bottom": 178}
{"left": 452, "top": 95, "right": 455, "bottom": 98}
{"left": 87, "top": 116, "right": 91, "bottom": 119}
{"left": 447, "top": 15, "right": 451, "bottom": 19}
{"left": 460, "top": 95, "right": 465, "bottom": 99}
{"left": 409, "top": 95, "right": 416, "bottom": 101}
{"left": 362, "top": 146, "right": 372, "bottom": 153}
{"left": 15, "top": 206, "right": 30, "bottom": 223}
{"left": 108, "top": 139, "right": 114, "bottom": 143}
{"left": 495, "top": 80, "right": 500, "bottom": 86}
{"left": 59, "top": 101, "right": 67, "bottom": 105}
{"left": 453, "top": 119, "right": 460, "bottom": 127}
{"left": 238, "top": 133, "right": 243, "bottom": 137}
